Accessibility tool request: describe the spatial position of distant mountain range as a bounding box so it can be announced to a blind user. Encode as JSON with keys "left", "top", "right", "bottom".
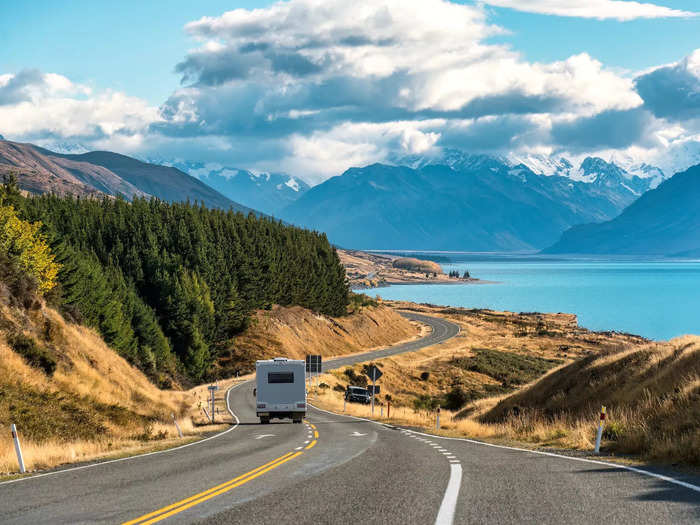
{"left": 150, "top": 160, "right": 309, "bottom": 216}
{"left": 279, "top": 153, "right": 660, "bottom": 251}
{"left": 545, "top": 164, "right": 700, "bottom": 257}
{"left": 0, "top": 139, "right": 255, "bottom": 214}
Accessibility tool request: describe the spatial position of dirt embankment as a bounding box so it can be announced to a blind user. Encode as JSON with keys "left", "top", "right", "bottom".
{"left": 221, "top": 304, "right": 420, "bottom": 373}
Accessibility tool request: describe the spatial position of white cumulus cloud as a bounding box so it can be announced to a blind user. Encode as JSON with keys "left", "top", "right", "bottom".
{"left": 479, "top": 1, "right": 697, "bottom": 20}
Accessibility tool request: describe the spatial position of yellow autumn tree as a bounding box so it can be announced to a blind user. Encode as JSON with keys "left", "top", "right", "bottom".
{"left": 0, "top": 205, "right": 60, "bottom": 293}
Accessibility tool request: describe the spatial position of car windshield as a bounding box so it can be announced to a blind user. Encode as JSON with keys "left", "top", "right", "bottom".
{"left": 350, "top": 387, "right": 368, "bottom": 394}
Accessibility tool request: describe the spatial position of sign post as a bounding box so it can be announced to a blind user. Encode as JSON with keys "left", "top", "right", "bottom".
{"left": 11, "top": 424, "right": 25, "bottom": 474}
{"left": 594, "top": 405, "right": 606, "bottom": 454}
{"left": 305, "top": 355, "right": 322, "bottom": 387}
{"left": 208, "top": 385, "right": 219, "bottom": 424}
{"left": 365, "top": 365, "right": 383, "bottom": 416}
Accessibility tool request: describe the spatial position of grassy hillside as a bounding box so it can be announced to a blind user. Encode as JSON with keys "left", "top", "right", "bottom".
{"left": 312, "top": 303, "right": 699, "bottom": 465}
{"left": 219, "top": 303, "right": 418, "bottom": 376}
{"left": 0, "top": 287, "right": 204, "bottom": 473}
{"left": 481, "top": 337, "right": 700, "bottom": 464}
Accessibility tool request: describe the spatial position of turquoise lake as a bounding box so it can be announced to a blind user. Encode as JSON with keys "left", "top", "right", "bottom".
{"left": 367, "top": 254, "right": 700, "bottom": 341}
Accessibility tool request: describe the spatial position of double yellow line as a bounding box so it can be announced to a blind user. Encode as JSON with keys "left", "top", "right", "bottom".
{"left": 124, "top": 422, "right": 318, "bottom": 525}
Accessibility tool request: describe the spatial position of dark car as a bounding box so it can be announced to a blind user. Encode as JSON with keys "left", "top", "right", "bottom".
{"left": 345, "top": 385, "right": 371, "bottom": 404}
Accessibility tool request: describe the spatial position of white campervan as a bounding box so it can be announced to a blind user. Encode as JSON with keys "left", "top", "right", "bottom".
{"left": 255, "top": 358, "right": 306, "bottom": 424}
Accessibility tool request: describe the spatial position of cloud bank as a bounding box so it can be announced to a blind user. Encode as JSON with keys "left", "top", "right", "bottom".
{"left": 0, "top": 0, "right": 698, "bottom": 182}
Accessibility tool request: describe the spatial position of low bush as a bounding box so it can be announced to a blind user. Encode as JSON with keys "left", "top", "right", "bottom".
{"left": 420, "top": 371, "right": 430, "bottom": 381}
{"left": 9, "top": 333, "right": 57, "bottom": 376}
{"left": 452, "top": 348, "right": 562, "bottom": 386}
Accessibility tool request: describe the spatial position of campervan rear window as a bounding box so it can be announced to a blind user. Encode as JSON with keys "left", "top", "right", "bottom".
{"left": 268, "top": 372, "right": 294, "bottom": 384}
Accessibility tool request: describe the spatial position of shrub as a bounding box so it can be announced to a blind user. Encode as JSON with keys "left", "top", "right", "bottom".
{"left": 452, "top": 348, "right": 562, "bottom": 386}
{"left": 9, "top": 333, "right": 57, "bottom": 376}
{"left": 344, "top": 367, "right": 367, "bottom": 387}
{"left": 442, "top": 387, "right": 470, "bottom": 411}
{"left": 333, "top": 384, "right": 346, "bottom": 392}
{"left": 603, "top": 421, "right": 626, "bottom": 441}
{"left": 348, "top": 292, "right": 378, "bottom": 312}
{"left": 413, "top": 394, "right": 440, "bottom": 411}
{"left": 420, "top": 371, "right": 430, "bottom": 381}
{"left": 319, "top": 382, "right": 329, "bottom": 389}
{"left": 0, "top": 205, "right": 60, "bottom": 294}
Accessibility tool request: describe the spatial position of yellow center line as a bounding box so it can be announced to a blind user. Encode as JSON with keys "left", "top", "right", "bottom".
{"left": 309, "top": 423, "right": 316, "bottom": 430}
{"left": 123, "top": 423, "right": 322, "bottom": 525}
{"left": 122, "top": 452, "right": 297, "bottom": 525}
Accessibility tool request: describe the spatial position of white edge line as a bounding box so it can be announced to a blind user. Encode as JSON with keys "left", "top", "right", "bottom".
{"left": 0, "top": 381, "right": 246, "bottom": 486}
{"left": 434, "top": 463, "right": 462, "bottom": 525}
{"left": 309, "top": 403, "right": 700, "bottom": 494}
{"left": 401, "top": 428, "right": 700, "bottom": 494}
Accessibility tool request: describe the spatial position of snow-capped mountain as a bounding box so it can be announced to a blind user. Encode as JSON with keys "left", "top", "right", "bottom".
{"left": 654, "top": 140, "right": 700, "bottom": 180}
{"left": 36, "top": 141, "right": 90, "bottom": 155}
{"left": 150, "top": 159, "right": 310, "bottom": 216}
{"left": 396, "top": 148, "right": 656, "bottom": 197}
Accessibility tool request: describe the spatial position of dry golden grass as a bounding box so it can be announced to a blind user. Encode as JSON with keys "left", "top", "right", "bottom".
{"left": 0, "top": 298, "right": 228, "bottom": 475}
{"left": 311, "top": 304, "right": 699, "bottom": 465}
{"left": 219, "top": 304, "right": 419, "bottom": 375}
{"left": 0, "top": 299, "right": 416, "bottom": 474}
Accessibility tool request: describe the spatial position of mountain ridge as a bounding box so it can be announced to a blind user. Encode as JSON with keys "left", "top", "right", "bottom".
{"left": 0, "top": 139, "right": 255, "bottom": 213}
{"left": 544, "top": 164, "right": 700, "bottom": 256}
{"left": 279, "top": 159, "right": 649, "bottom": 251}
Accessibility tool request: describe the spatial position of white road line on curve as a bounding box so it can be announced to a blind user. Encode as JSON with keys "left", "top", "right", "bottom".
{"left": 434, "top": 463, "right": 463, "bottom": 525}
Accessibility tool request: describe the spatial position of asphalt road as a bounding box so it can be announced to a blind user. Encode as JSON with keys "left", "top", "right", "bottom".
{"left": 1, "top": 311, "right": 698, "bottom": 524}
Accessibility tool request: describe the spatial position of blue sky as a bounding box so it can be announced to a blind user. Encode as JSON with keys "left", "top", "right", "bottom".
{"left": 3, "top": 1, "right": 697, "bottom": 102}
{"left": 1, "top": 1, "right": 699, "bottom": 181}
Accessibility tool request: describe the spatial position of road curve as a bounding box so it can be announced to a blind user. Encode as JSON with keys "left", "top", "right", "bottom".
{"left": 0, "top": 311, "right": 459, "bottom": 524}
{"left": 1, "top": 311, "right": 698, "bottom": 524}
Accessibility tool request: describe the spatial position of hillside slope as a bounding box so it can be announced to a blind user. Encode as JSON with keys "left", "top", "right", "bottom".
{"left": 546, "top": 164, "right": 700, "bottom": 256}
{"left": 281, "top": 161, "right": 647, "bottom": 251}
{"left": 0, "top": 139, "right": 254, "bottom": 213}
{"left": 222, "top": 304, "right": 418, "bottom": 375}
{"left": 0, "top": 287, "right": 195, "bottom": 473}
{"left": 482, "top": 336, "right": 700, "bottom": 463}
{"left": 0, "top": 141, "right": 138, "bottom": 198}
{"left": 37, "top": 148, "right": 254, "bottom": 213}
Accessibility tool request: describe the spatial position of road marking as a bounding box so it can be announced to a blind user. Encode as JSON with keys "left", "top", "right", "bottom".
{"left": 309, "top": 423, "right": 317, "bottom": 430}
{"left": 254, "top": 434, "right": 275, "bottom": 439}
{"left": 304, "top": 440, "right": 310, "bottom": 444}
{"left": 122, "top": 452, "right": 300, "bottom": 525}
{"left": 295, "top": 447, "right": 303, "bottom": 450}
{"left": 305, "top": 440, "right": 317, "bottom": 450}
{"left": 403, "top": 428, "right": 700, "bottom": 494}
{"left": 313, "top": 430, "right": 319, "bottom": 439}
{"left": 434, "top": 464, "right": 463, "bottom": 525}
{"left": 351, "top": 431, "right": 368, "bottom": 437}
{"left": 0, "top": 382, "right": 245, "bottom": 487}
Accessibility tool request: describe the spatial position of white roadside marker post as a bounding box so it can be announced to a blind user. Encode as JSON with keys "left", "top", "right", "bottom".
{"left": 11, "top": 424, "right": 26, "bottom": 474}
{"left": 594, "top": 406, "right": 606, "bottom": 454}
{"left": 436, "top": 407, "right": 441, "bottom": 431}
{"left": 171, "top": 413, "right": 183, "bottom": 439}
{"left": 381, "top": 405, "right": 384, "bottom": 418}
{"left": 343, "top": 397, "right": 347, "bottom": 412}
